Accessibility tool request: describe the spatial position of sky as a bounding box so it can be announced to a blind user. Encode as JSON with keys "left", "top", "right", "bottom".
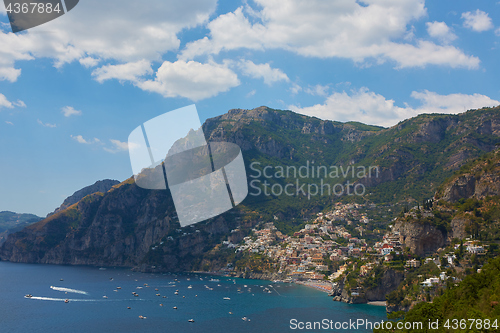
{"left": 0, "top": 0, "right": 499, "bottom": 216}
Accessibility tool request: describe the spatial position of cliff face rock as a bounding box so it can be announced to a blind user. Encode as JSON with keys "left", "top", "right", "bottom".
{"left": 393, "top": 220, "right": 446, "bottom": 257}
{"left": 364, "top": 269, "right": 405, "bottom": 301}
{"left": 0, "top": 182, "right": 242, "bottom": 271}
{"left": 48, "top": 179, "right": 120, "bottom": 216}
{"left": 440, "top": 163, "right": 500, "bottom": 203}
{"left": 331, "top": 268, "right": 403, "bottom": 304}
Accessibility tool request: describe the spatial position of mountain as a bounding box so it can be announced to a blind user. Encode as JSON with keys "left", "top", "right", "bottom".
{"left": 48, "top": 179, "right": 120, "bottom": 216}
{"left": 383, "top": 146, "right": 500, "bottom": 315}
{"left": 0, "top": 211, "right": 42, "bottom": 245}
{"left": 1, "top": 106, "right": 500, "bottom": 271}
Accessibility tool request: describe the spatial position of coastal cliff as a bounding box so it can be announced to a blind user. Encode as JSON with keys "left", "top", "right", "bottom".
{"left": 331, "top": 267, "right": 404, "bottom": 304}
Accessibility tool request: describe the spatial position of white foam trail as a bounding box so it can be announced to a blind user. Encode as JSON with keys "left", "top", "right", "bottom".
{"left": 50, "top": 286, "right": 89, "bottom": 295}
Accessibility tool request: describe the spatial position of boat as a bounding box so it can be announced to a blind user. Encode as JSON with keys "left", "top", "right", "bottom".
{"left": 174, "top": 291, "right": 179, "bottom": 295}
{"left": 134, "top": 294, "right": 139, "bottom": 297}
{"left": 162, "top": 296, "right": 167, "bottom": 298}
{"left": 159, "top": 304, "right": 163, "bottom": 306}
{"left": 209, "top": 278, "right": 219, "bottom": 282}
{"left": 187, "top": 285, "right": 192, "bottom": 289}
{"left": 223, "top": 297, "right": 230, "bottom": 300}
{"left": 155, "top": 288, "right": 159, "bottom": 291}
{"left": 156, "top": 293, "right": 161, "bottom": 296}
{"left": 116, "top": 287, "right": 121, "bottom": 289}
{"left": 242, "top": 317, "right": 248, "bottom": 321}
{"left": 139, "top": 315, "right": 146, "bottom": 319}
{"left": 99, "top": 267, "right": 106, "bottom": 271}
{"left": 188, "top": 319, "right": 194, "bottom": 323}
{"left": 127, "top": 307, "right": 131, "bottom": 309}
{"left": 173, "top": 306, "right": 177, "bottom": 309}
{"left": 103, "top": 296, "right": 108, "bottom": 299}
{"left": 60, "top": 279, "right": 64, "bottom": 281}
{"left": 64, "top": 299, "right": 69, "bottom": 303}
{"left": 25, "top": 294, "right": 33, "bottom": 298}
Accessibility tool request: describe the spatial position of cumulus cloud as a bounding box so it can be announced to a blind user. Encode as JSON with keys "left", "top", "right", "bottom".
{"left": 61, "top": 106, "right": 82, "bottom": 117}
{"left": 426, "top": 21, "right": 457, "bottom": 43}
{"left": 290, "top": 88, "right": 499, "bottom": 127}
{"left": 92, "top": 60, "right": 153, "bottom": 83}
{"left": 37, "top": 119, "right": 57, "bottom": 128}
{"left": 462, "top": 10, "right": 494, "bottom": 32}
{"left": 0, "top": 0, "right": 217, "bottom": 82}
{"left": 79, "top": 57, "right": 100, "bottom": 68}
{"left": 0, "top": 93, "right": 25, "bottom": 109}
{"left": 0, "top": 93, "right": 13, "bottom": 109}
{"left": 237, "top": 60, "right": 289, "bottom": 85}
{"left": 137, "top": 60, "right": 240, "bottom": 101}
{"left": 181, "top": 1, "right": 479, "bottom": 69}
{"left": 71, "top": 135, "right": 100, "bottom": 144}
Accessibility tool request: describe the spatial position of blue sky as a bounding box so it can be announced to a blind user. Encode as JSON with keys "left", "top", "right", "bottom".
{"left": 0, "top": 0, "right": 499, "bottom": 216}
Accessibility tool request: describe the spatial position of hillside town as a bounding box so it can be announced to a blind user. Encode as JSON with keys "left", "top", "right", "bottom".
{"left": 219, "top": 203, "right": 489, "bottom": 302}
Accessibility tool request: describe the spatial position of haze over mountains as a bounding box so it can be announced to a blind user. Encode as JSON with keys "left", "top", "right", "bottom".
{"left": 1, "top": 106, "right": 499, "bottom": 271}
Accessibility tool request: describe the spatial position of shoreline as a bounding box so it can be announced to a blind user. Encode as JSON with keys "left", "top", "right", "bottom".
{"left": 294, "top": 280, "right": 333, "bottom": 293}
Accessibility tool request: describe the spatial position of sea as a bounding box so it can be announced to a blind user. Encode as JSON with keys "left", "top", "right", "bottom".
{"left": 0, "top": 261, "right": 387, "bottom": 332}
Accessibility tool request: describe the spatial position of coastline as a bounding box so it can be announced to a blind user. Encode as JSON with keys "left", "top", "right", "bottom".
{"left": 294, "top": 280, "right": 333, "bottom": 293}
{"left": 367, "top": 301, "right": 387, "bottom": 306}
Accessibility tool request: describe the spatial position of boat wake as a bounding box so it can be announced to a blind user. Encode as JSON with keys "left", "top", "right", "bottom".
{"left": 50, "top": 286, "right": 89, "bottom": 295}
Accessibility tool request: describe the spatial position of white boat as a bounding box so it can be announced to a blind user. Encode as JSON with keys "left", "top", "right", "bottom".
{"left": 223, "top": 297, "right": 230, "bottom": 300}
{"left": 188, "top": 319, "right": 194, "bottom": 323}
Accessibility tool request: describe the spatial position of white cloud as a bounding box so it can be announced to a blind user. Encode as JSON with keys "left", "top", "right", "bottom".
{"left": 0, "top": 93, "right": 13, "bottom": 109}
{"left": 290, "top": 88, "right": 499, "bottom": 127}
{"left": 92, "top": 60, "right": 153, "bottom": 83}
{"left": 426, "top": 21, "right": 457, "bottom": 43}
{"left": 0, "top": 0, "right": 217, "bottom": 81}
{"left": 103, "top": 139, "right": 138, "bottom": 153}
{"left": 462, "top": 10, "right": 494, "bottom": 32}
{"left": 13, "top": 100, "right": 26, "bottom": 107}
{"left": 5, "top": 121, "right": 13, "bottom": 125}
{"left": 290, "top": 83, "right": 302, "bottom": 95}
{"left": 79, "top": 57, "right": 100, "bottom": 68}
{"left": 181, "top": 1, "right": 478, "bottom": 69}
{"left": 61, "top": 106, "right": 82, "bottom": 117}
{"left": 246, "top": 89, "right": 256, "bottom": 98}
{"left": 410, "top": 90, "right": 499, "bottom": 114}
{"left": 0, "top": 93, "right": 25, "bottom": 110}
{"left": 137, "top": 60, "right": 240, "bottom": 101}
{"left": 495, "top": 27, "right": 500, "bottom": 36}
{"left": 37, "top": 119, "right": 57, "bottom": 128}
{"left": 304, "top": 84, "right": 330, "bottom": 96}
{"left": 237, "top": 60, "right": 289, "bottom": 85}
{"left": 71, "top": 135, "right": 101, "bottom": 144}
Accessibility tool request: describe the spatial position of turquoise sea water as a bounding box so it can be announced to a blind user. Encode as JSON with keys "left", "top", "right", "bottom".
{"left": 0, "top": 261, "right": 387, "bottom": 332}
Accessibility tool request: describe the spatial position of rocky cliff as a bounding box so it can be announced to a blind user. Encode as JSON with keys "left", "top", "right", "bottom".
{"left": 48, "top": 179, "right": 120, "bottom": 216}
{"left": 331, "top": 267, "right": 404, "bottom": 304}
